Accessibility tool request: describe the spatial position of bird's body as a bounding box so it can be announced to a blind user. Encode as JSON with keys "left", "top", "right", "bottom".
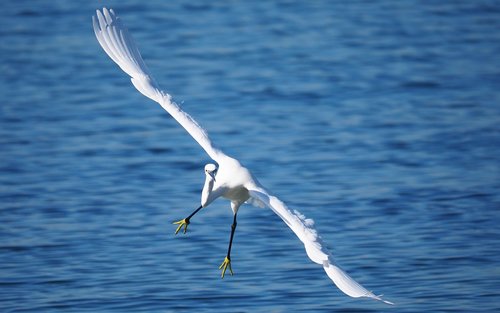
{"left": 201, "top": 157, "right": 254, "bottom": 213}
{"left": 92, "top": 7, "right": 392, "bottom": 305}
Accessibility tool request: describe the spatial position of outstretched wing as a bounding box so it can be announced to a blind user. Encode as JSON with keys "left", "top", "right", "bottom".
{"left": 92, "top": 8, "right": 225, "bottom": 162}
{"left": 248, "top": 186, "right": 393, "bottom": 305}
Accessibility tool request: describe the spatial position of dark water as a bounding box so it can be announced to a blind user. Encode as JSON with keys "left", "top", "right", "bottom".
{"left": 1, "top": 1, "right": 500, "bottom": 312}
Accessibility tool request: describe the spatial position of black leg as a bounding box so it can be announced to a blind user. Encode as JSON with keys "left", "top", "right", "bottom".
{"left": 219, "top": 212, "right": 237, "bottom": 277}
{"left": 187, "top": 205, "right": 203, "bottom": 220}
{"left": 226, "top": 212, "right": 238, "bottom": 258}
{"left": 173, "top": 205, "right": 203, "bottom": 235}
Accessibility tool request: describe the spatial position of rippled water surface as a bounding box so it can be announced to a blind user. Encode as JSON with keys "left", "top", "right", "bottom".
{"left": 1, "top": 1, "right": 500, "bottom": 312}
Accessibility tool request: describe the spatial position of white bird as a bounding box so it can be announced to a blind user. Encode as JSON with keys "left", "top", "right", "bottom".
{"left": 92, "top": 7, "right": 393, "bottom": 305}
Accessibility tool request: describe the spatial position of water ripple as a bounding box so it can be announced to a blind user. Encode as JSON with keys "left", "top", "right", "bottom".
{"left": 1, "top": 1, "right": 500, "bottom": 312}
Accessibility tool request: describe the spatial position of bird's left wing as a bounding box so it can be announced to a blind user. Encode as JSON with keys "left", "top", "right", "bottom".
{"left": 92, "top": 8, "right": 225, "bottom": 162}
{"left": 247, "top": 186, "right": 393, "bottom": 305}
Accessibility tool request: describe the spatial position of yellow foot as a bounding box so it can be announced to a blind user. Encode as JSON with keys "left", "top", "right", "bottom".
{"left": 219, "top": 256, "right": 233, "bottom": 278}
{"left": 173, "top": 218, "right": 190, "bottom": 235}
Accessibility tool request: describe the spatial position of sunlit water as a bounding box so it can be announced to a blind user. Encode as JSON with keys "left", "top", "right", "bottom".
{"left": 1, "top": 1, "right": 500, "bottom": 312}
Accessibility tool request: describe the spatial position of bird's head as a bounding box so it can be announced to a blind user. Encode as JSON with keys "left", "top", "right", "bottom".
{"left": 204, "top": 163, "right": 218, "bottom": 181}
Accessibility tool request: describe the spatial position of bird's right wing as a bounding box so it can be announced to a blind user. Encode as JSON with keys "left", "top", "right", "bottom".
{"left": 92, "top": 8, "right": 225, "bottom": 162}
{"left": 247, "top": 186, "right": 393, "bottom": 305}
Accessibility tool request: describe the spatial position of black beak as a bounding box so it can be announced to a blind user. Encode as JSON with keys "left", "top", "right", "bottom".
{"left": 209, "top": 171, "right": 217, "bottom": 182}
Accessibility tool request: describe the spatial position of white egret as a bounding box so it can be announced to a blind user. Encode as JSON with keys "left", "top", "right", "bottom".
{"left": 92, "top": 8, "right": 392, "bottom": 305}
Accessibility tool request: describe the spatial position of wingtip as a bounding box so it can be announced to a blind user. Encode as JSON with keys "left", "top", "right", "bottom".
{"left": 95, "top": 7, "right": 107, "bottom": 16}
{"left": 369, "top": 293, "right": 394, "bottom": 305}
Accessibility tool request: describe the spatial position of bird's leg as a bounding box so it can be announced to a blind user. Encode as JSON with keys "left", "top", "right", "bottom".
{"left": 219, "top": 212, "right": 238, "bottom": 278}
{"left": 173, "top": 205, "right": 203, "bottom": 235}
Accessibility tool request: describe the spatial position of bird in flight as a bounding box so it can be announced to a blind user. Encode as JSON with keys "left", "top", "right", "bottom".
{"left": 92, "top": 7, "right": 392, "bottom": 305}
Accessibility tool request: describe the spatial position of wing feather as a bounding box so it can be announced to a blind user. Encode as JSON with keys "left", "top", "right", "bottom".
{"left": 248, "top": 186, "right": 393, "bottom": 305}
{"left": 93, "top": 8, "right": 225, "bottom": 162}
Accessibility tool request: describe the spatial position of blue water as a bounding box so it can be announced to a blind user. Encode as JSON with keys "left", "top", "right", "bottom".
{"left": 1, "top": 1, "right": 500, "bottom": 312}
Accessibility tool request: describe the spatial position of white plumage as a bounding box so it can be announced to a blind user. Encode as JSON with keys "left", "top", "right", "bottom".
{"left": 93, "top": 7, "right": 392, "bottom": 305}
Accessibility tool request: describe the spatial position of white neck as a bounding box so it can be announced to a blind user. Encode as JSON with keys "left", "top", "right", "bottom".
{"left": 201, "top": 175, "right": 216, "bottom": 207}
